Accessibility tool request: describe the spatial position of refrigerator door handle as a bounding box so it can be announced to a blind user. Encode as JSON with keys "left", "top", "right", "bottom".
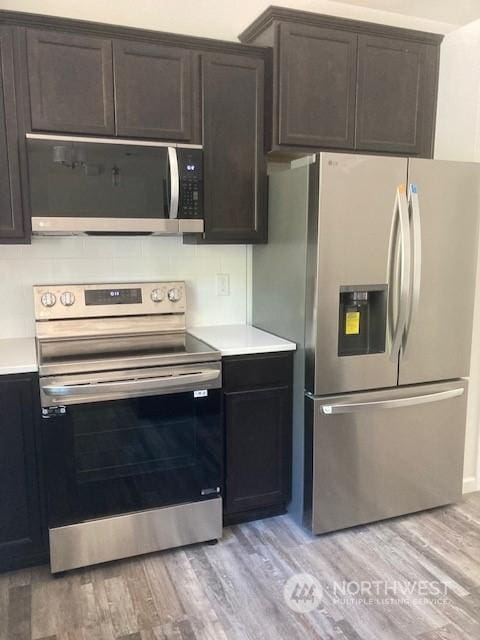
{"left": 387, "top": 185, "right": 412, "bottom": 360}
{"left": 321, "top": 386, "right": 464, "bottom": 415}
{"left": 403, "top": 184, "right": 422, "bottom": 353}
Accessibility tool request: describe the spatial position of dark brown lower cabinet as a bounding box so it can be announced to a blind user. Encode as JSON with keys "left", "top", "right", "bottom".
{"left": 223, "top": 352, "right": 293, "bottom": 524}
{"left": 0, "top": 374, "right": 47, "bottom": 572}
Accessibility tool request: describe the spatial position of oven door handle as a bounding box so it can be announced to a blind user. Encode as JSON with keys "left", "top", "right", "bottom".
{"left": 42, "top": 369, "right": 220, "bottom": 398}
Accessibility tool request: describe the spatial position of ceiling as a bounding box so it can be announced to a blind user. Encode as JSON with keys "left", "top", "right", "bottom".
{"left": 334, "top": 0, "right": 480, "bottom": 27}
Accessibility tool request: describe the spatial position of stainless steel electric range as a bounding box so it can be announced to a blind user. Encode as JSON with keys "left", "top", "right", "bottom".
{"left": 34, "top": 281, "right": 222, "bottom": 573}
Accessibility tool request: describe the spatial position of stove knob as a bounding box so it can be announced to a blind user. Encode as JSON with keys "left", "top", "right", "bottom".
{"left": 151, "top": 288, "right": 164, "bottom": 303}
{"left": 41, "top": 291, "right": 56, "bottom": 308}
{"left": 60, "top": 291, "right": 75, "bottom": 307}
{"left": 168, "top": 287, "right": 182, "bottom": 303}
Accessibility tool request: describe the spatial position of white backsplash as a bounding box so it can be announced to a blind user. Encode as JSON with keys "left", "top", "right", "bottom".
{"left": 0, "top": 236, "right": 249, "bottom": 338}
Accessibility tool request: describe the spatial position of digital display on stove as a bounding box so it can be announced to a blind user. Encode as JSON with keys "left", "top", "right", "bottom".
{"left": 85, "top": 288, "right": 142, "bottom": 305}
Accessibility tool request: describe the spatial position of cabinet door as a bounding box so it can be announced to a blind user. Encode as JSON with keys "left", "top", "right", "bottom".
{"left": 0, "top": 27, "right": 24, "bottom": 241}
{"left": 355, "top": 34, "right": 438, "bottom": 156}
{"left": 26, "top": 29, "right": 114, "bottom": 134}
{"left": 202, "top": 52, "right": 267, "bottom": 243}
{"left": 114, "top": 40, "right": 194, "bottom": 140}
{"left": 224, "top": 385, "right": 291, "bottom": 514}
{"left": 278, "top": 23, "right": 357, "bottom": 149}
{"left": 0, "top": 375, "right": 46, "bottom": 572}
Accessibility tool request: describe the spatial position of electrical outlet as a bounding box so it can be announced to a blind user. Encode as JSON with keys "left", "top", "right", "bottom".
{"left": 216, "top": 273, "right": 230, "bottom": 296}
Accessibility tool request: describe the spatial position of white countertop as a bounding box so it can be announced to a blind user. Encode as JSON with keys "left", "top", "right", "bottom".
{"left": 188, "top": 324, "right": 296, "bottom": 357}
{"left": 0, "top": 326, "right": 295, "bottom": 374}
{"left": 0, "top": 338, "right": 38, "bottom": 375}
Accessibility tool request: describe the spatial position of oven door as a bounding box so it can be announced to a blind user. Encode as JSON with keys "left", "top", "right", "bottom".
{"left": 40, "top": 364, "right": 222, "bottom": 528}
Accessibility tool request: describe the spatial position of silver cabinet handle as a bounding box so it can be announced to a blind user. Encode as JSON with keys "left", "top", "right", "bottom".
{"left": 43, "top": 370, "right": 219, "bottom": 397}
{"left": 168, "top": 147, "right": 179, "bottom": 219}
{"left": 321, "top": 387, "right": 464, "bottom": 415}
{"left": 387, "top": 185, "right": 412, "bottom": 360}
{"left": 403, "top": 184, "right": 422, "bottom": 354}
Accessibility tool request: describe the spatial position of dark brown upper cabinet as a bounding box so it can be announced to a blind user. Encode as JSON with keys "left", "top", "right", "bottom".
{"left": 239, "top": 7, "right": 443, "bottom": 158}
{"left": 113, "top": 40, "right": 197, "bottom": 141}
{"left": 278, "top": 23, "right": 357, "bottom": 149}
{"left": 26, "top": 29, "right": 115, "bottom": 135}
{"left": 200, "top": 51, "right": 267, "bottom": 243}
{"left": 355, "top": 34, "right": 439, "bottom": 156}
{"left": 0, "top": 26, "right": 25, "bottom": 242}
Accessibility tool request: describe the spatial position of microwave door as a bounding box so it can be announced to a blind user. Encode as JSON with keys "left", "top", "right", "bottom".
{"left": 27, "top": 134, "right": 204, "bottom": 235}
{"left": 27, "top": 135, "right": 179, "bottom": 235}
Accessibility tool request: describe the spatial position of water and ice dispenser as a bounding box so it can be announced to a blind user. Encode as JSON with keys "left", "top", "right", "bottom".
{"left": 338, "top": 285, "right": 387, "bottom": 356}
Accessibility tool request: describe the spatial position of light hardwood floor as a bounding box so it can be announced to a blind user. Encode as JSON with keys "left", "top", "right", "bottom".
{"left": 3, "top": 493, "right": 480, "bottom": 640}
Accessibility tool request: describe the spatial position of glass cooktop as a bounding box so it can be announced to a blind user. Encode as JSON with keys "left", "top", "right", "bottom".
{"left": 37, "top": 332, "right": 220, "bottom": 376}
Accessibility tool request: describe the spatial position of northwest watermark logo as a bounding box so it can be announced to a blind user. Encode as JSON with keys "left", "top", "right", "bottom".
{"left": 283, "top": 574, "right": 451, "bottom": 613}
{"left": 333, "top": 580, "right": 450, "bottom": 607}
{"left": 283, "top": 573, "right": 323, "bottom": 613}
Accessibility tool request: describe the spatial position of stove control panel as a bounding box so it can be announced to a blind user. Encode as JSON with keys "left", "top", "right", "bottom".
{"left": 34, "top": 282, "right": 186, "bottom": 320}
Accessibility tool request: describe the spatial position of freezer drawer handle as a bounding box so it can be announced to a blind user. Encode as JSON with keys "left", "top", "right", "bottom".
{"left": 321, "top": 387, "right": 464, "bottom": 415}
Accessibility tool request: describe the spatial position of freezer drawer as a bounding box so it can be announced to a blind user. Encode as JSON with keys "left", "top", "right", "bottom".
{"left": 305, "top": 380, "right": 467, "bottom": 534}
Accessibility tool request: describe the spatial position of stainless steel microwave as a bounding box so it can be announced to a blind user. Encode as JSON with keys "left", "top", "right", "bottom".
{"left": 26, "top": 134, "right": 204, "bottom": 236}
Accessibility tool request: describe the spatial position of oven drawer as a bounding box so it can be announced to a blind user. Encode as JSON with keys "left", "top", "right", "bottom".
{"left": 223, "top": 352, "right": 292, "bottom": 391}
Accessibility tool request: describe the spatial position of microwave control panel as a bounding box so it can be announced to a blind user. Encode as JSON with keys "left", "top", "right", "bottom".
{"left": 178, "top": 148, "right": 203, "bottom": 219}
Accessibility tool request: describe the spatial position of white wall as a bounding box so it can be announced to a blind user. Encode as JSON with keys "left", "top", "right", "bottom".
{"left": 435, "top": 19, "right": 480, "bottom": 492}
{"left": 0, "top": 0, "right": 454, "bottom": 39}
{"left": 0, "top": 238, "right": 249, "bottom": 336}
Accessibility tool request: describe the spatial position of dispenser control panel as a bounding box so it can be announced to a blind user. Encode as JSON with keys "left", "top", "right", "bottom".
{"left": 338, "top": 285, "right": 387, "bottom": 357}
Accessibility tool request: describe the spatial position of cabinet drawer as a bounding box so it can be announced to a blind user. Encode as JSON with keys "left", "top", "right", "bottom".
{"left": 223, "top": 352, "right": 293, "bottom": 391}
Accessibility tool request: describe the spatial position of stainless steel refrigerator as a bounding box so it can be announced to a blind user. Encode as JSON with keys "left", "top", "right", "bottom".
{"left": 252, "top": 153, "right": 480, "bottom": 534}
